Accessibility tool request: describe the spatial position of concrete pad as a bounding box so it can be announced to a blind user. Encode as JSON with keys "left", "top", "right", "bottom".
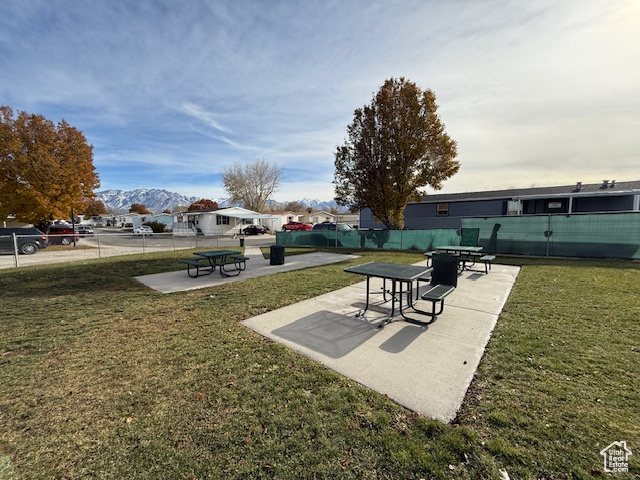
{"left": 242, "top": 263, "right": 520, "bottom": 423}
{"left": 135, "top": 247, "right": 359, "bottom": 293}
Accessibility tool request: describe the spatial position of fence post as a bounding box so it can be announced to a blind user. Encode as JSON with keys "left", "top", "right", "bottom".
{"left": 97, "top": 234, "right": 102, "bottom": 258}
{"left": 12, "top": 233, "right": 19, "bottom": 268}
{"left": 546, "top": 215, "right": 552, "bottom": 257}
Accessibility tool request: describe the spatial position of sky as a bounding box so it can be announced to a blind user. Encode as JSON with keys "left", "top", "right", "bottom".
{"left": 1, "top": 0, "right": 639, "bottom": 202}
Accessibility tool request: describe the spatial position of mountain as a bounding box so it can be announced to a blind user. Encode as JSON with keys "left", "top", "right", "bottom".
{"left": 96, "top": 189, "right": 339, "bottom": 213}
{"left": 96, "top": 189, "right": 201, "bottom": 213}
{"left": 298, "top": 198, "right": 338, "bottom": 211}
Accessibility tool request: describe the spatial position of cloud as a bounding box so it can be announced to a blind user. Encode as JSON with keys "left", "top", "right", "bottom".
{"left": 1, "top": 0, "right": 639, "bottom": 201}
{"left": 180, "top": 103, "right": 232, "bottom": 135}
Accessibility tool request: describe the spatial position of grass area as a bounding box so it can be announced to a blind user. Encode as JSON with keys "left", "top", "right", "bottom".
{"left": 0, "top": 250, "right": 638, "bottom": 479}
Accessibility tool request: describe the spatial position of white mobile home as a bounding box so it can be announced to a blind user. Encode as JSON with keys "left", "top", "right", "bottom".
{"left": 173, "top": 207, "right": 277, "bottom": 236}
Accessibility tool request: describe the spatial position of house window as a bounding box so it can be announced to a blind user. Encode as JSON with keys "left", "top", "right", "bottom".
{"left": 437, "top": 203, "right": 449, "bottom": 216}
{"left": 216, "top": 215, "right": 230, "bottom": 225}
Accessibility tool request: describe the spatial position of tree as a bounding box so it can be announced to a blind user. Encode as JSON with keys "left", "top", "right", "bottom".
{"left": 222, "top": 158, "right": 282, "bottom": 212}
{"left": 283, "top": 201, "right": 305, "bottom": 212}
{"left": 129, "top": 203, "right": 151, "bottom": 214}
{"left": 187, "top": 199, "right": 218, "bottom": 211}
{"left": 0, "top": 106, "right": 100, "bottom": 228}
{"left": 333, "top": 78, "right": 459, "bottom": 229}
{"left": 84, "top": 199, "right": 106, "bottom": 217}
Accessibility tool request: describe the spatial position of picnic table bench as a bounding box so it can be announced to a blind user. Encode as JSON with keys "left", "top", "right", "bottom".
{"left": 183, "top": 250, "right": 249, "bottom": 278}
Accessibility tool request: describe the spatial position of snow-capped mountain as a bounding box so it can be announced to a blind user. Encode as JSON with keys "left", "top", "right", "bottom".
{"left": 297, "top": 198, "right": 339, "bottom": 211}
{"left": 96, "top": 189, "right": 339, "bottom": 213}
{"left": 96, "top": 189, "right": 202, "bottom": 213}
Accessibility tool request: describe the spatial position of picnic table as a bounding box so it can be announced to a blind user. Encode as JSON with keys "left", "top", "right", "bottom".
{"left": 183, "top": 249, "right": 249, "bottom": 278}
{"left": 434, "top": 245, "right": 493, "bottom": 273}
{"left": 344, "top": 262, "right": 433, "bottom": 328}
{"left": 435, "top": 245, "right": 483, "bottom": 255}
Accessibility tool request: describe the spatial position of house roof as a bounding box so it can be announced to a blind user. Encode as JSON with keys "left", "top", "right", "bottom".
{"left": 184, "top": 207, "right": 274, "bottom": 220}
{"left": 418, "top": 180, "right": 640, "bottom": 204}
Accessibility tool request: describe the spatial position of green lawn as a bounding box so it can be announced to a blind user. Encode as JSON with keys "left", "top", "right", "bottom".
{"left": 0, "top": 250, "right": 638, "bottom": 479}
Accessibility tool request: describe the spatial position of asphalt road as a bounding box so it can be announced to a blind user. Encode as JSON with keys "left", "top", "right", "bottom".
{"left": 0, "top": 230, "right": 276, "bottom": 270}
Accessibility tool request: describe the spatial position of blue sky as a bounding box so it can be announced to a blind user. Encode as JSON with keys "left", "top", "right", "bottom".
{"left": 2, "top": 0, "right": 639, "bottom": 201}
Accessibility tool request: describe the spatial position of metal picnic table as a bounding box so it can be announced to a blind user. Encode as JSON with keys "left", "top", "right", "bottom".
{"left": 184, "top": 249, "right": 248, "bottom": 277}
{"left": 435, "top": 245, "right": 483, "bottom": 272}
{"left": 344, "top": 261, "right": 433, "bottom": 328}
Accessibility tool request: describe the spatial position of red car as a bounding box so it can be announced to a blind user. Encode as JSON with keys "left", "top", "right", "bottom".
{"left": 281, "top": 222, "right": 312, "bottom": 231}
{"left": 47, "top": 225, "right": 80, "bottom": 245}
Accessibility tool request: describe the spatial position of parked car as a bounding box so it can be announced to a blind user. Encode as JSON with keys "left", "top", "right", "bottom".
{"left": 281, "top": 222, "right": 312, "bottom": 231}
{"left": 133, "top": 225, "right": 153, "bottom": 235}
{"left": 74, "top": 225, "right": 94, "bottom": 236}
{"left": 242, "top": 225, "right": 269, "bottom": 235}
{"left": 0, "top": 227, "right": 49, "bottom": 254}
{"left": 312, "top": 222, "right": 353, "bottom": 232}
{"left": 47, "top": 225, "right": 80, "bottom": 245}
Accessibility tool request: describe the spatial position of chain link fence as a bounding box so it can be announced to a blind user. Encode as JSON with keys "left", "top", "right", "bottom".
{"left": 0, "top": 232, "right": 247, "bottom": 269}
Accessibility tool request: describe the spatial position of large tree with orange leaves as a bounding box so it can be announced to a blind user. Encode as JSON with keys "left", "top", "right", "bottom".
{"left": 334, "top": 78, "right": 459, "bottom": 229}
{"left": 0, "top": 106, "right": 100, "bottom": 228}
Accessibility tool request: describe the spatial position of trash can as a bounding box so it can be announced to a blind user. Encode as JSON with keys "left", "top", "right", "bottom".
{"left": 239, "top": 237, "right": 245, "bottom": 247}
{"left": 270, "top": 245, "right": 285, "bottom": 265}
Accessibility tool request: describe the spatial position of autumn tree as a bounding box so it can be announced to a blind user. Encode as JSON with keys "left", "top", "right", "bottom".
{"left": 0, "top": 106, "right": 100, "bottom": 228}
{"left": 187, "top": 199, "right": 219, "bottom": 211}
{"left": 221, "top": 158, "right": 282, "bottom": 212}
{"left": 129, "top": 203, "right": 151, "bottom": 214}
{"left": 84, "top": 199, "right": 106, "bottom": 217}
{"left": 333, "top": 78, "right": 459, "bottom": 229}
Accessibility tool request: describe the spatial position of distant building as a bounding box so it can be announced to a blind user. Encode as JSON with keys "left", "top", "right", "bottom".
{"left": 359, "top": 180, "right": 640, "bottom": 229}
{"left": 173, "top": 207, "right": 277, "bottom": 236}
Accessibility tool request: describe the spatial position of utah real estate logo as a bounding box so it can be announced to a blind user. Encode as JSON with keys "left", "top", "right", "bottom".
{"left": 600, "top": 441, "right": 632, "bottom": 473}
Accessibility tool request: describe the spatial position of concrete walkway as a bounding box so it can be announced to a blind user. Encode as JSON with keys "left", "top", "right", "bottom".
{"left": 137, "top": 247, "right": 520, "bottom": 423}
{"left": 135, "top": 245, "right": 359, "bottom": 293}
{"left": 243, "top": 261, "right": 520, "bottom": 423}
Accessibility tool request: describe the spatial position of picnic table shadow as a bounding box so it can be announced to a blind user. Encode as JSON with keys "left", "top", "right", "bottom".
{"left": 271, "top": 310, "right": 377, "bottom": 358}
{"left": 271, "top": 309, "right": 427, "bottom": 358}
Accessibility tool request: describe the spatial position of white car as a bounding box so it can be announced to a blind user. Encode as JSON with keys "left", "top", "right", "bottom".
{"left": 133, "top": 225, "right": 153, "bottom": 235}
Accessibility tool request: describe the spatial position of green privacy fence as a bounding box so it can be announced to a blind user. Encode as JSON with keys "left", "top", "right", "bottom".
{"left": 275, "top": 229, "right": 459, "bottom": 251}
{"left": 462, "top": 212, "right": 640, "bottom": 259}
{"left": 276, "top": 212, "right": 640, "bottom": 259}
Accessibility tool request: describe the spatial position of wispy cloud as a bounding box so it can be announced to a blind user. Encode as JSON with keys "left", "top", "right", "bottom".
{"left": 180, "top": 103, "right": 232, "bottom": 135}
{"left": 1, "top": 0, "right": 639, "bottom": 199}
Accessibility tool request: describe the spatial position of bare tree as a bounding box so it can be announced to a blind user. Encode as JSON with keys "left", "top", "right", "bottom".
{"left": 222, "top": 159, "right": 283, "bottom": 212}
{"left": 283, "top": 201, "right": 305, "bottom": 212}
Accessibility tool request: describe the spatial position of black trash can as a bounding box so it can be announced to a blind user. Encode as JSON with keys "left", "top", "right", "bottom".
{"left": 270, "top": 245, "right": 285, "bottom": 265}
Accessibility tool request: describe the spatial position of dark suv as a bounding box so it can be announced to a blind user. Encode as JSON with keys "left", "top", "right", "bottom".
{"left": 312, "top": 222, "right": 353, "bottom": 232}
{"left": 0, "top": 227, "right": 49, "bottom": 254}
{"left": 47, "top": 225, "right": 80, "bottom": 245}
